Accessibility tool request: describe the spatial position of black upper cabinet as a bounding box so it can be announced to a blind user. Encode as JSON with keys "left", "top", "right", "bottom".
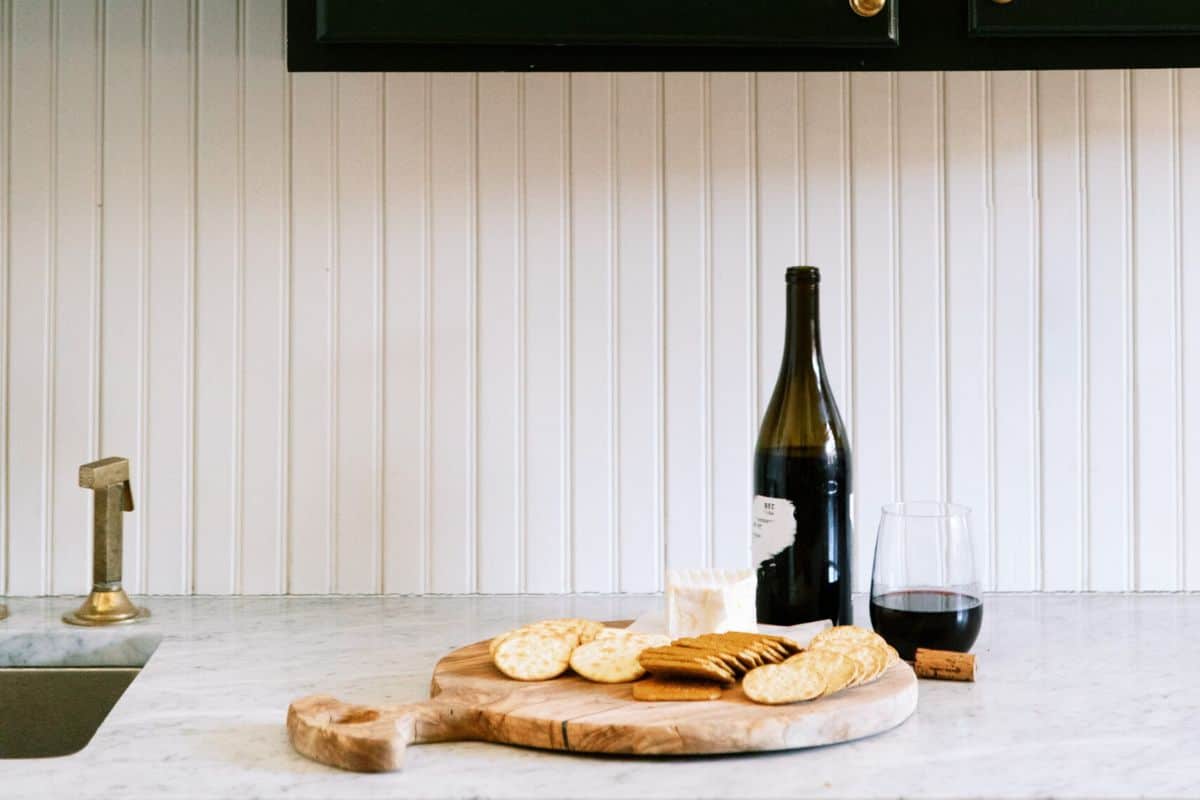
{"left": 288, "top": 0, "right": 1200, "bottom": 72}
{"left": 316, "top": 0, "right": 898, "bottom": 47}
{"left": 970, "top": 0, "right": 1200, "bottom": 37}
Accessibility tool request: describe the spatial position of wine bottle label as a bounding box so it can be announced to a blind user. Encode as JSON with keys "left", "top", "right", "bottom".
{"left": 752, "top": 495, "right": 796, "bottom": 565}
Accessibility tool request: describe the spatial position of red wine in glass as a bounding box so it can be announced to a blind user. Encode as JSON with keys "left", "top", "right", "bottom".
{"left": 869, "top": 502, "right": 982, "bottom": 661}
{"left": 869, "top": 589, "right": 982, "bottom": 661}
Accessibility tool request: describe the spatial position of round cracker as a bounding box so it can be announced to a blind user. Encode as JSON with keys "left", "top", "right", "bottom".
{"left": 809, "top": 639, "right": 888, "bottom": 687}
{"left": 490, "top": 624, "right": 565, "bottom": 658}
{"left": 850, "top": 645, "right": 888, "bottom": 685}
{"left": 491, "top": 619, "right": 587, "bottom": 657}
{"left": 576, "top": 620, "right": 606, "bottom": 643}
{"left": 847, "top": 640, "right": 890, "bottom": 684}
{"left": 742, "top": 663, "right": 826, "bottom": 705}
{"left": 526, "top": 617, "right": 591, "bottom": 632}
{"left": 569, "top": 638, "right": 648, "bottom": 683}
{"left": 804, "top": 640, "right": 862, "bottom": 679}
{"left": 594, "top": 626, "right": 628, "bottom": 640}
{"left": 523, "top": 619, "right": 582, "bottom": 635}
{"left": 488, "top": 629, "right": 516, "bottom": 658}
{"left": 492, "top": 631, "right": 574, "bottom": 681}
{"left": 785, "top": 649, "right": 858, "bottom": 696}
{"left": 523, "top": 618, "right": 602, "bottom": 645}
{"left": 595, "top": 629, "right": 672, "bottom": 648}
{"left": 860, "top": 644, "right": 891, "bottom": 684}
{"left": 808, "top": 625, "right": 888, "bottom": 651}
{"left": 625, "top": 634, "right": 672, "bottom": 648}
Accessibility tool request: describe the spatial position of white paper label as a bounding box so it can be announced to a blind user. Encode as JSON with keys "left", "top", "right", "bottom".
{"left": 752, "top": 495, "right": 796, "bottom": 565}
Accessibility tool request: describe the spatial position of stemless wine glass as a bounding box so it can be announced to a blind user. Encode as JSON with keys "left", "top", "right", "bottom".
{"left": 869, "top": 503, "right": 982, "bottom": 660}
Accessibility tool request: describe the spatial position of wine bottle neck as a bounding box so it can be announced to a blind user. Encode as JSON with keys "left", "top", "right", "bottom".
{"left": 782, "top": 279, "right": 823, "bottom": 373}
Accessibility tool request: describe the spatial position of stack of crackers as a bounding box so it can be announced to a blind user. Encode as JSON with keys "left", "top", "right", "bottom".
{"left": 636, "top": 632, "right": 801, "bottom": 684}
{"left": 487, "top": 619, "right": 900, "bottom": 707}
{"left": 742, "top": 626, "right": 899, "bottom": 705}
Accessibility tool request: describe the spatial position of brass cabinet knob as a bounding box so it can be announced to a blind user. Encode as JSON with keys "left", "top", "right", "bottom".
{"left": 849, "top": 0, "right": 886, "bottom": 17}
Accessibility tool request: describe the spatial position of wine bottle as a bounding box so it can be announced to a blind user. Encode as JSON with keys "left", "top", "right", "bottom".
{"left": 753, "top": 266, "right": 853, "bottom": 625}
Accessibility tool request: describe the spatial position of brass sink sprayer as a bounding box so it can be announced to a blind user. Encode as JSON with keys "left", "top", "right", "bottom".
{"left": 62, "top": 457, "right": 150, "bottom": 626}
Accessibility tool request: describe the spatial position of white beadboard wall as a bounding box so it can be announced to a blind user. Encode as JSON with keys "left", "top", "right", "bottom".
{"left": 1, "top": 1, "right": 1196, "bottom": 596}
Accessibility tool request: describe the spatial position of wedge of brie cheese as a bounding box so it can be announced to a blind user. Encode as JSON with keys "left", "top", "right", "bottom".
{"left": 665, "top": 568, "right": 757, "bottom": 638}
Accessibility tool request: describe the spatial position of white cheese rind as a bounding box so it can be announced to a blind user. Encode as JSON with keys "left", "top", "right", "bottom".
{"left": 665, "top": 568, "right": 757, "bottom": 638}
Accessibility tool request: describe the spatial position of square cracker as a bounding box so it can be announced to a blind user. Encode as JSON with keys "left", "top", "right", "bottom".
{"left": 632, "top": 678, "right": 723, "bottom": 701}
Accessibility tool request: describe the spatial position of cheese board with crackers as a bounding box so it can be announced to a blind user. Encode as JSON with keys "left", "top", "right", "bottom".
{"left": 287, "top": 619, "right": 917, "bottom": 772}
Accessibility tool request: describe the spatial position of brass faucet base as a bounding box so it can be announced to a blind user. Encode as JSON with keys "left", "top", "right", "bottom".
{"left": 62, "top": 588, "right": 150, "bottom": 627}
{"left": 0, "top": 603, "right": 7, "bottom": 621}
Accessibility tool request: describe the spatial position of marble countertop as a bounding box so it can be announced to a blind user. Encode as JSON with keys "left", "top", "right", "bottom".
{"left": 1, "top": 593, "right": 1196, "bottom": 799}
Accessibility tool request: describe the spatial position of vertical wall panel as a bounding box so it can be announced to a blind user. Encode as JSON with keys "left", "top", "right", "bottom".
{"left": 1130, "top": 69, "right": 1182, "bottom": 591}
{"left": 7, "top": 0, "right": 54, "bottom": 595}
{"left": 5, "top": 1, "right": 1200, "bottom": 597}
{"left": 708, "top": 73, "right": 754, "bottom": 570}
{"left": 569, "top": 73, "right": 616, "bottom": 591}
{"left": 1181, "top": 68, "right": 1200, "bottom": 590}
{"left": 613, "top": 72, "right": 662, "bottom": 592}
{"left": 944, "top": 73, "right": 992, "bottom": 589}
{"left": 333, "top": 74, "right": 383, "bottom": 593}
{"left": 1036, "top": 71, "right": 1086, "bottom": 591}
{"left": 896, "top": 73, "right": 946, "bottom": 504}
{"left": 382, "top": 73, "right": 429, "bottom": 594}
{"left": 663, "top": 73, "right": 709, "bottom": 571}
{"left": 476, "top": 73, "right": 520, "bottom": 594}
{"left": 287, "top": 73, "right": 334, "bottom": 594}
{"left": 990, "top": 72, "right": 1039, "bottom": 591}
{"left": 49, "top": 1, "right": 101, "bottom": 594}
{"left": 1083, "top": 71, "right": 1134, "bottom": 591}
{"left": 428, "top": 74, "right": 475, "bottom": 594}
{"left": 803, "top": 74, "right": 851, "bottom": 408}
{"left": 522, "top": 74, "right": 569, "bottom": 593}
{"left": 849, "top": 73, "right": 897, "bottom": 593}
{"left": 192, "top": 0, "right": 239, "bottom": 593}
{"left": 754, "top": 73, "right": 799, "bottom": 416}
{"left": 0, "top": 0, "right": 9, "bottom": 595}
{"left": 239, "top": 0, "right": 288, "bottom": 594}
{"left": 100, "top": 0, "right": 145, "bottom": 592}
{"left": 143, "top": 0, "right": 193, "bottom": 594}
{"left": 892, "top": 73, "right": 945, "bottom": 501}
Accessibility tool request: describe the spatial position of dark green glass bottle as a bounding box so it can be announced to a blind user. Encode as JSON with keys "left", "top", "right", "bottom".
{"left": 753, "top": 267, "right": 853, "bottom": 625}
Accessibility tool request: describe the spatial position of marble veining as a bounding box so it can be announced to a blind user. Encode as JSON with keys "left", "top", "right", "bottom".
{"left": 0, "top": 594, "right": 1197, "bottom": 799}
{"left": 0, "top": 628, "right": 162, "bottom": 667}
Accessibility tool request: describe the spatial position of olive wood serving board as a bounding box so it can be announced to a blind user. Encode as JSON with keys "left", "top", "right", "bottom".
{"left": 287, "top": 631, "right": 918, "bottom": 772}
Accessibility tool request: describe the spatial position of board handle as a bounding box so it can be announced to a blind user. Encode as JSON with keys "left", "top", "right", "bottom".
{"left": 287, "top": 694, "right": 472, "bottom": 772}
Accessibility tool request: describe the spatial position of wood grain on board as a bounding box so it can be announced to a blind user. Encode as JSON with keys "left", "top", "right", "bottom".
{"left": 288, "top": 635, "right": 919, "bottom": 772}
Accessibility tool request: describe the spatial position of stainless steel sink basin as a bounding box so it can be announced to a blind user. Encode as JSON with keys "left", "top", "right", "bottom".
{"left": 0, "top": 667, "right": 140, "bottom": 758}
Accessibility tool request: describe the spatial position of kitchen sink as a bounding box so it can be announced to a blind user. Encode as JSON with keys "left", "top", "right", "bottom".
{"left": 0, "top": 667, "right": 140, "bottom": 758}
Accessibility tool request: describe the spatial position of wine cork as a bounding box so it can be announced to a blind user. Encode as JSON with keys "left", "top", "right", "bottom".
{"left": 913, "top": 648, "right": 976, "bottom": 682}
